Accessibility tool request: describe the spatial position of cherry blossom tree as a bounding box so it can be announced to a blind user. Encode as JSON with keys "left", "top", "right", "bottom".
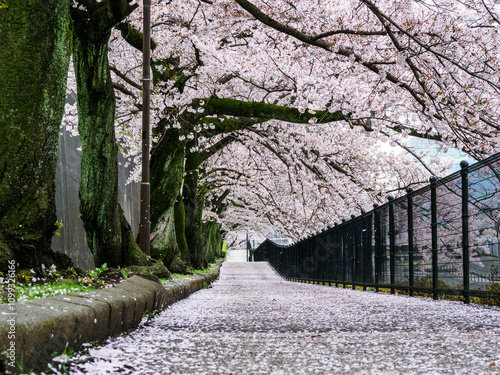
{"left": 232, "top": 0, "right": 500, "bottom": 159}
{"left": 202, "top": 120, "right": 444, "bottom": 240}
{"left": 65, "top": 0, "right": 499, "bottom": 268}
{"left": 70, "top": 0, "right": 150, "bottom": 268}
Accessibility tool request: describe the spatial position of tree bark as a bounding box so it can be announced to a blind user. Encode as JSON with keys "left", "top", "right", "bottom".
{"left": 149, "top": 128, "right": 190, "bottom": 273}
{"left": 71, "top": 0, "right": 147, "bottom": 267}
{"left": 0, "top": 0, "right": 72, "bottom": 271}
{"left": 183, "top": 151, "right": 207, "bottom": 268}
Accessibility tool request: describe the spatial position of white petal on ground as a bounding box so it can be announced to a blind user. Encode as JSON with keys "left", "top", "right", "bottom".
{"left": 64, "top": 262, "right": 500, "bottom": 374}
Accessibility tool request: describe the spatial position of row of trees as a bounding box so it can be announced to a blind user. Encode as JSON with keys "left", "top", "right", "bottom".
{"left": 1, "top": 0, "right": 498, "bottom": 273}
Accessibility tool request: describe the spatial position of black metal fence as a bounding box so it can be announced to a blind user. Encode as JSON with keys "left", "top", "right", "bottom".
{"left": 252, "top": 154, "right": 500, "bottom": 303}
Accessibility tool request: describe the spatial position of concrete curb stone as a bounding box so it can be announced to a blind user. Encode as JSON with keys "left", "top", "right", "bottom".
{"left": 0, "top": 259, "right": 223, "bottom": 374}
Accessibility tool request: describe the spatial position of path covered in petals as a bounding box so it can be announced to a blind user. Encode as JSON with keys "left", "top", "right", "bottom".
{"left": 65, "top": 260, "right": 500, "bottom": 374}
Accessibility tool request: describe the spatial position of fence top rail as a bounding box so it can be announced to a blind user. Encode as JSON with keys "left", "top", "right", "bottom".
{"left": 254, "top": 151, "right": 500, "bottom": 250}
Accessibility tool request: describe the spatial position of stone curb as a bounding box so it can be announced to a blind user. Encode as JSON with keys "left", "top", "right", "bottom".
{"left": 0, "top": 260, "right": 223, "bottom": 374}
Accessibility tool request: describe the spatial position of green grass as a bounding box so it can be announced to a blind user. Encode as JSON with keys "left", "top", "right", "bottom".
{"left": 12, "top": 283, "right": 96, "bottom": 302}
{"left": 193, "top": 268, "right": 214, "bottom": 274}
{"left": 160, "top": 273, "right": 189, "bottom": 282}
{"left": 159, "top": 260, "right": 220, "bottom": 283}
{"left": 0, "top": 265, "right": 114, "bottom": 304}
{"left": 1, "top": 260, "right": 221, "bottom": 303}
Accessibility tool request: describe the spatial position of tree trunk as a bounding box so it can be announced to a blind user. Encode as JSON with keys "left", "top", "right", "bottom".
{"left": 183, "top": 151, "right": 207, "bottom": 268}
{"left": 149, "top": 129, "right": 190, "bottom": 273}
{"left": 203, "top": 220, "right": 223, "bottom": 263}
{"left": 72, "top": 15, "right": 147, "bottom": 268}
{"left": 0, "top": 0, "right": 72, "bottom": 271}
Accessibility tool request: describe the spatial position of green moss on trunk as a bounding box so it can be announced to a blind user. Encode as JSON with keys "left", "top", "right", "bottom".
{"left": 174, "top": 198, "right": 190, "bottom": 263}
{"left": 182, "top": 151, "right": 208, "bottom": 268}
{"left": 150, "top": 129, "right": 185, "bottom": 229}
{"left": 204, "top": 220, "right": 223, "bottom": 262}
{"left": 149, "top": 130, "right": 190, "bottom": 273}
{"left": 0, "top": 0, "right": 73, "bottom": 271}
{"left": 72, "top": 9, "right": 146, "bottom": 268}
{"left": 150, "top": 203, "right": 190, "bottom": 274}
{"left": 204, "top": 97, "right": 345, "bottom": 124}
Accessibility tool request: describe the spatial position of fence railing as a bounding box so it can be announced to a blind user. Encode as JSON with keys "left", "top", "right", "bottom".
{"left": 252, "top": 154, "right": 500, "bottom": 303}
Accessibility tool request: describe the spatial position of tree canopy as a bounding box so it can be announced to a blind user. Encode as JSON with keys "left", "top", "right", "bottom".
{"left": 66, "top": 0, "right": 496, "bottom": 240}
{"left": 33, "top": 0, "right": 496, "bottom": 271}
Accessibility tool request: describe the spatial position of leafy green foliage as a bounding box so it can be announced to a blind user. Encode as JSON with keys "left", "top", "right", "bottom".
{"left": 474, "top": 283, "right": 500, "bottom": 307}
{"left": 88, "top": 263, "right": 108, "bottom": 278}
{"left": 53, "top": 220, "right": 64, "bottom": 236}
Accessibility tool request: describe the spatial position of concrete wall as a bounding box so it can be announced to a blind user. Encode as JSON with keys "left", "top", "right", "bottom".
{"left": 51, "top": 128, "right": 140, "bottom": 270}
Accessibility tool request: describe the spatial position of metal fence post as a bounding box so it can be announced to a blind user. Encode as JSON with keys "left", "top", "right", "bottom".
{"left": 461, "top": 161, "right": 470, "bottom": 304}
{"left": 342, "top": 219, "right": 347, "bottom": 288}
{"left": 388, "top": 195, "right": 396, "bottom": 294}
{"left": 334, "top": 224, "right": 340, "bottom": 287}
{"left": 287, "top": 245, "right": 291, "bottom": 278}
{"left": 246, "top": 232, "right": 250, "bottom": 262}
{"left": 430, "top": 176, "right": 439, "bottom": 300}
{"left": 300, "top": 240, "right": 305, "bottom": 279}
{"left": 361, "top": 210, "right": 367, "bottom": 291}
{"left": 373, "top": 203, "right": 382, "bottom": 292}
{"left": 407, "top": 187, "right": 415, "bottom": 297}
{"left": 351, "top": 215, "right": 356, "bottom": 290}
{"left": 326, "top": 228, "right": 332, "bottom": 283}
{"left": 295, "top": 242, "right": 298, "bottom": 279}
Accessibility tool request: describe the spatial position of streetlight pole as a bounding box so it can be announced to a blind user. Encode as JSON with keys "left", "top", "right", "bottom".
{"left": 139, "top": 0, "right": 151, "bottom": 255}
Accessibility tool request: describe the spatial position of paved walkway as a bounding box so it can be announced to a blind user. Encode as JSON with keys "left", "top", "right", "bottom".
{"left": 61, "top": 261, "right": 500, "bottom": 374}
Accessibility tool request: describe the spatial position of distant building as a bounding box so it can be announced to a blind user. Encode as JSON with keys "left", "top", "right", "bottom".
{"left": 405, "top": 137, "right": 476, "bottom": 173}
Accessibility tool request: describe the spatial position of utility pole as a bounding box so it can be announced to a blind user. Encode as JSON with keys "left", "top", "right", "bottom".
{"left": 139, "top": 0, "right": 151, "bottom": 255}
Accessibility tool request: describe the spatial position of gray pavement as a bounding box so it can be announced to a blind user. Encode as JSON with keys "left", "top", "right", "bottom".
{"left": 225, "top": 249, "right": 248, "bottom": 263}
{"left": 60, "top": 262, "right": 500, "bottom": 374}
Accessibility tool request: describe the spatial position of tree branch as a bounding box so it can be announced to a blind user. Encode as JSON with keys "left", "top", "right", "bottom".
{"left": 312, "top": 28, "right": 386, "bottom": 40}
{"left": 203, "top": 97, "right": 345, "bottom": 123}
{"left": 110, "top": 66, "right": 142, "bottom": 90}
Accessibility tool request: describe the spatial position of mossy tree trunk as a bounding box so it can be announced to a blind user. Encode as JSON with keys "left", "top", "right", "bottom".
{"left": 150, "top": 126, "right": 232, "bottom": 271}
{"left": 0, "top": 0, "right": 73, "bottom": 271}
{"left": 182, "top": 133, "right": 239, "bottom": 268}
{"left": 183, "top": 151, "right": 206, "bottom": 268}
{"left": 149, "top": 128, "right": 190, "bottom": 273}
{"left": 203, "top": 220, "right": 223, "bottom": 262}
{"left": 71, "top": 0, "right": 147, "bottom": 268}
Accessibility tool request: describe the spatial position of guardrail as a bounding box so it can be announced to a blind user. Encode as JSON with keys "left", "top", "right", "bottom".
{"left": 252, "top": 153, "right": 500, "bottom": 303}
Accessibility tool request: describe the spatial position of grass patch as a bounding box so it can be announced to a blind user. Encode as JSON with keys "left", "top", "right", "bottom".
{"left": 472, "top": 282, "right": 500, "bottom": 307}
{"left": 159, "top": 273, "right": 189, "bottom": 282}
{"left": 159, "top": 260, "right": 220, "bottom": 283}
{"left": 193, "top": 268, "right": 214, "bottom": 274}
{"left": 13, "top": 283, "right": 95, "bottom": 302}
{"left": 1, "top": 265, "right": 116, "bottom": 304}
